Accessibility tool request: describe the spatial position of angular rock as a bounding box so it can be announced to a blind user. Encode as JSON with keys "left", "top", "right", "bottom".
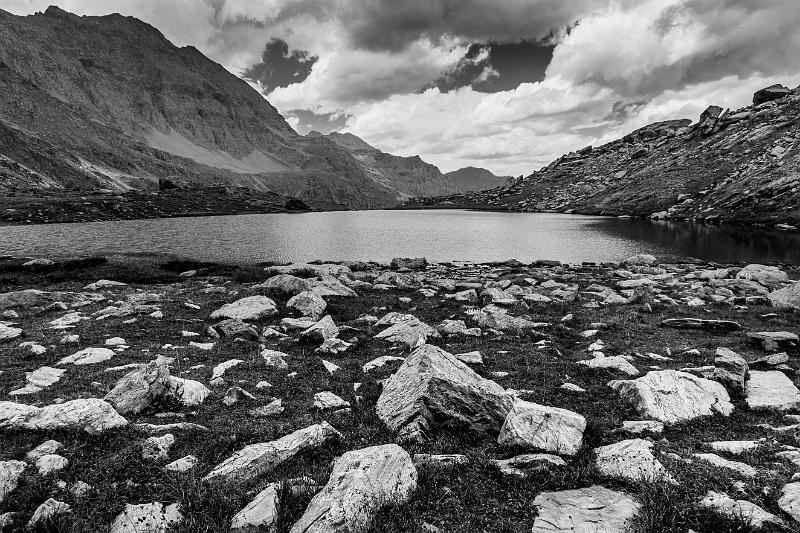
{"left": 713, "top": 347, "right": 748, "bottom": 393}
{"left": 231, "top": 483, "right": 280, "bottom": 533}
{"left": 210, "top": 296, "right": 278, "bottom": 321}
{"left": 768, "top": 282, "right": 800, "bottom": 309}
{"left": 736, "top": 264, "right": 789, "bottom": 287}
{"left": 289, "top": 444, "right": 417, "bottom": 533}
{"left": 745, "top": 370, "right": 800, "bottom": 411}
{"left": 204, "top": 422, "right": 342, "bottom": 485}
{"left": 0, "top": 460, "right": 26, "bottom": 504}
{"left": 313, "top": 391, "right": 350, "bottom": 410}
{"left": 301, "top": 316, "right": 339, "bottom": 343}
{"left": 498, "top": 400, "right": 586, "bottom": 456}
{"left": 531, "top": 485, "right": 640, "bottom": 533}
{"left": 26, "top": 440, "right": 64, "bottom": 462}
{"left": 257, "top": 274, "right": 311, "bottom": 295}
{"left": 609, "top": 370, "right": 733, "bottom": 424}
{"left": 0, "top": 399, "right": 127, "bottom": 434}
{"left": 213, "top": 318, "right": 258, "bottom": 340}
{"left": 376, "top": 344, "right": 513, "bottom": 442}
{"left": 109, "top": 502, "right": 182, "bottom": 533}
{"left": 142, "top": 434, "right": 175, "bottom": 461}
{"left": 490, "top": 453, "right": 565, "bottom": 479}
{"left": 165, "top": 455, "right": 199, "bottom": 473}
{"left": 390, "top": 257, "right": 427, "bottom": 270}
{"left": 699, "top": 491, "right": 784, "bottom": 529}
{"left": 28, "top": 498, "right": 70, "bottom": 528}
{"left": 693, "top": 453, "right": 756, "bottom": 478}
{"left": 164, "top": 377, "right": 211, "bottom": 407}
{"left": 105, "top": 360, "right": 170, "bottom": 415}
{"left": 287, "top": 291, "right": 327, "bottom": 320}
{"left": 35, "top": 454, "right": 68, "bottom": 475}
{"left": 595, "top": 439, "right": 672, "bottom": 482}
{"left": 374, "top": 318, "right": 438, "bottom": 349}
{"left": 578, "top": 356, "right": 639, "bottom": 376}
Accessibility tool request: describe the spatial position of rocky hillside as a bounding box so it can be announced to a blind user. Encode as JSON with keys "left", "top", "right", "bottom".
{"left": 0, "top": 6, "right": 490, "bottom": 213}
{"left": 405, "top": 84, "right": 800, "bottom": 228}
{"left": 309, "top": 131, "right": 508, "bottom": 198}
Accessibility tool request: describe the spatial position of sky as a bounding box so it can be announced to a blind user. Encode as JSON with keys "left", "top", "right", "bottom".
{"left": 5, "top": 0, "right": 800, "bottom": 176}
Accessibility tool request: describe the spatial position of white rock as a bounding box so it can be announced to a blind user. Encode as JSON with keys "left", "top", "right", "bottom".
{"left": 374, "top": 317, "right": 438, "bottom": 348}
{"left": 578, "top": 356, "right": 639, "bottom": 376}
{"left": 768, "top": 282, "right": 800, "bottom": 309}
{"left": 204, "top": 422, "right": 342, "bottom": 485}
{"left": 491, "top": 453, "right": 565, "bottom": 479}
{"left": 165, "top": 455, "right": 199, "bottom": 473}
{"left": 26, "top": 440, "right": 64, "bottom": 462}
{"left": 531, "top": 485, "right": 640, "bottom": 533}
{"left": 142, "top": 434, "right": 175, "bottom": 461}
{"left": 498, "top": 400, "right": 586, "bottom": 456}
{"left": 287, "top": 291, "right": 327, "bottom": 319}
{"left": 84, "top": 279, "right": 127, "bottom": 290}
{"left": 301, "top": 315, "right": 340, "bottom": 343}
{"left": 58, "top": 347, "right": 115, "bottom": 365}
{"left": 231, "top": 483, "right": 280, "bottom": 532}
{"left": 699, "top": 491, "right": 784, "bottom": 529}
{"left": 10, "top": 366, "right": 65, "bottom": 396}
{"left": 0, "top": 323, "right": 23, "bottom": 341}
{"left": 211, "top": 359, "right": 244, "bottom": 382}
{"left": 693, "top": 453, "right": 757, "bottom": 478}
{"left": 609, "top": 370, "right": 733, "bottom": 424}
{"left": 109, "top": 502, "right": 182, "bottom": 533}
{"left": 314, "top": 391, "right": 350, "bottom": 410}
{"left": 0, "top": 460, "right": 26, "bottom": 504}
{"left": 105, "top": 337, "right": 127, "bottom": 346}
{"left": 560, "top": 383, "right": 586, "bottom": 393}
{"left": 621, "top": 420, "right": 664, "bottom": 435}
{"left": 376, "top": 344, "right": 513, "bottom": 443}
{"left": 28, "top": 498, "right": 70, "bottom": 528}
{"left": 595, "top": 439, "right": 673, "bottom": 482}
{"left": 261, "top": 349, "right": 289, "bottom": 371}
{"left": 707, "top": 440, "right": 762, "bottom": 455}
{"left": 210, "top": 296, "right": 278, "bottom": 321}
{"left": 288, "top": 444, "right": 417, "bottom": 533}
{"left": 778, "top": 482, "right": 800, "bottom": 524}
{"left": 746, "top": 371, "right": 800, "bottom": 411}
{"left": 736, "top": 264, "right": 789, "bottom": 287}
{"left": 164, "top": 377, "right": 211, "bottom": 407}
{"left": 0, "top": 399, "right": 127, "bottom": 434}
{"left": 35, "top": 454, "right": 68, "bottom": 476}
{"left": 104, "top": 361, "right": 170, "bottom": 415}
{"left": 362, "top": 355, "right": 404, "bottom": 373}
{"left": 316, "top": 338, "right": 352, "bottom": 354}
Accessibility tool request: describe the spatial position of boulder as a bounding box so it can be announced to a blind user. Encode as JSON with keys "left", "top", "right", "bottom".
{"left": 204, "top": 422, "right": 342, "bottom": 485}
{"left": 594, "top": 439, "right": 673, "bottom": 482}
{"left": 287, "top": 291, "right": 327, "bottom": 320}
{"left": 531, "top": 485, "right": 640, "bottom": 533}
{"left": 142, "top": 434, "right": 175, "bottom": 461}
{"left": 0, "top": 399, "right": 127, "bottom": 434}
{"left": 35, "top": 454, "right": 68, "bottom": 475}
{"left": 288, "top": 444, "right": 417, "bottom": 533}
{"left": 105, "top": 361, "right": 171, "bottom": 415}
{"left": 163, "top": 377, "right": 211, "bottom": 407}
{"left": 699, "top": 491, "right": 784, "bottom": 529}
{"left": 231, "top": 483, "right": 280, "bottom": 532}
{"left": 745, "top": 370, "right": 800, "bottom": 411}
{"left": 713, "top": 347, "right": 748, "bottom": 393}
{"left": 390, "top": 257, "right": 428, "bottom": 270}
{"left": 608, "top": 370, "right": 733, "bottom": 424}
{"left": 257, "top": 274, "right": 311, "bottom": 295}
{"left": 497, "top": 400, "right": 586, "bottom": 456}
{"left": 213, "top": 318, "right": 259, "bottom": 340}
{"left": 0, "top": 289, "right": 50, "bottom": 309}
{"left": 778, "top": 482, "right": 800, "bottom": 524}
{"left": 374, "top": 318, "right": 438, "bottom": 348}
{"left": 376, "top": 344, "right": 513, "bottom": 442}
{"left": 768, "top": 282, "right": 800, "bottom": 309}
{"left": 301, "top": 316, "right": 339, "bottom": 343}
{"left": 109, "top": 502, "right": 182, "bottom": 533}
{"left": 28, "top": 498, "right": 70, "bottom": 528}
{"left": 0, "top": 460, "right": 26, "bottom": 504}
{"left": 210, "top": 296, "right": 278, "bottom": 321}
{"left": 753, "top": 84, "right": 791, "bottom": 105}
{"left": 735, "top": 264, "right": 789, "bottom": 287}
{"left": 25, "top": 440, "right": 64, "bottom": 462}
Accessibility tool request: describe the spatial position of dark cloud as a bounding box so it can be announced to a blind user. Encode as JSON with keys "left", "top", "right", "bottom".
{"left": 242, "top": 38, "right": 317, "bottom": 91}
{"left": 430, "top": 40, "right": 554, "bottom": 93}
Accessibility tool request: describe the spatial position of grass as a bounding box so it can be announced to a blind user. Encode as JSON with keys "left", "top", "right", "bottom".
{"left": 0, "top": 257, "right": 798, "bottom": 532}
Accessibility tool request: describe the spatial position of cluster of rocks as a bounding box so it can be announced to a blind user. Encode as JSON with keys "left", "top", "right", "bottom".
{"left": 1, "top": 255, "right": 799, "bottom": 531}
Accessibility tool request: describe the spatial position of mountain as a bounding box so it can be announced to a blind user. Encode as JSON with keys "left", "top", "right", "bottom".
{"left": 308, "top": 131, "right": 508, "bottom": 198}
{"left": 442, "top": 167, "right": 510, "bottom": 192}
{"left": 0, "top": 6, "right": 489, "bottom": 215}
{"left": 405, "top": 84, "right": 800, "bottom": 227}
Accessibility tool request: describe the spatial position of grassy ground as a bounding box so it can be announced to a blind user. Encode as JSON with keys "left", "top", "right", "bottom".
{"left": 0, "top": 256, "right": 798, "bottom": 532}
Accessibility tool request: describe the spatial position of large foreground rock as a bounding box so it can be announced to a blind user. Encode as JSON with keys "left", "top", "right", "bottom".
{"left": 110, "top": 502, "right": 182, "bottom": 533}
{"left": 497, "top": 400, "right": 586, "bottom": 456}
{"left": 104, "top": 360, "right": 170, "bottom": 415}
{"left": 0, "top": 460, "right": 26, "bottom": 504}
{"left": 768, "top": 282, "right": 800, "bottom": 309}
{"left": 204, "top": 422, "right": 342, "bottom": 485}
{"left": 531, "top": 485, "right": 640, "bottom": 533}
{"left": 210, "top": 296, "right": 278, "bottom": 321}
{"left": 289, "top": 444, "right": 417, "bottom": 533}
{"left": 778, "top": 482, "right": 800, "bottom": 524}
{"left": 376, "top": 344, "right": 513, "bottom": 442}
{"left": 231, "top": 483, "right": 280, "bottom": 532}
{"left": 609, "top": 370, "right": 733, "bottom": 424}
{"left": 745, "top": 371, "right": 800, "bottom": 411}
{"left": 0, "top": 399, "right": 127, "bottom": 434}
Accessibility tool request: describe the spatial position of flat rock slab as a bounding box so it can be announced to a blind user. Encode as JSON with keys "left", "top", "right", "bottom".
{"left": 498, "top": 400, "right": 586, "bottom": 456}
{"left": 0, "top": 398, "right": 127, "bottom": 434}
{"left": 10, "top": 366, "right": 65, "bottom": 395}
{"left": 595, "top": 439, "right": 673, "bottom": 482}
{"left": 210, "top": 296, "right": 278, "bottom": 321}
{"left": 0, "top": 323, "right": 22, "bottom": 341}
{"left": 660, "top": 318, "right": 741, "bottom": 332}
{"left": 110, "top": 502, "right": 182, "bottom": 533}
{"left": 745, "top": 371, "right": 800, "bottom": 411}
{"left": 376, "top": 344, "right": 513, "bottom": 443}
{"left": 609, "top": 370, "right": 733, "bottom": 425}
{"left": 204, "top": 422, "right": 342, "bottom": 485}
{"left": 58, "top": 347, "right": 115, "bottom": 365}
{"left": 289, "top": 444, "right": 417, "bottom": 533}
{"left": 693, "top": 453, "right": 756, "bottom": 478}
{"left": 699, "top": 491, "right": 784, "bottom": 529}
{"left": 531, "top": 485, "right": 640, "bottom": 533}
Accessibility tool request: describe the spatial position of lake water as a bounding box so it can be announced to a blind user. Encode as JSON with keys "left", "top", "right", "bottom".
{"left": 1, "top": 210, "right": 798, "bottom": 265}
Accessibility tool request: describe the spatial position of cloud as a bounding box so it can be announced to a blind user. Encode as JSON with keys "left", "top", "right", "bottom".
{"left": 242, "top": 38, "right": 317, "bottom": 91}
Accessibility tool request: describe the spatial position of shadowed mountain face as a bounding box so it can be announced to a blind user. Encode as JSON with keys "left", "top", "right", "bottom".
{"left": 0, "top": 7, "right": 500, "bottom": 210}
{"left": 406, "top": 86, "right": 800, "bottom": 227}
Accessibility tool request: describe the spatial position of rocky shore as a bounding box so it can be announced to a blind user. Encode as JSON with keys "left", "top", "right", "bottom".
{"left": 1, "top": 254, "right": 800, "bottom": 532}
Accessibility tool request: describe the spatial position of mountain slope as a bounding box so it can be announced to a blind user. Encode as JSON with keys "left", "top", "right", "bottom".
{"left": 0, "top": 6, "right": 444, "bottom": 211}
{"left": 405, "top": 85, "right": 800, "bottom": 227}
{"left": 309, "top": 131, "right": 508, "bottom": 198}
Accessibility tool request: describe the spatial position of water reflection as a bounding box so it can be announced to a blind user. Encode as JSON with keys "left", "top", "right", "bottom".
{"left": 0, "top": 210, "right": 797, "bottom": 264}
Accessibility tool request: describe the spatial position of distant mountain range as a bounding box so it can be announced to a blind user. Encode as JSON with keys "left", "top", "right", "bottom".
{"left": 406, "top": 84, "right": 800, "bottom": 228}
{"left": 0, "top": 6, "right": 504, "bottom": 213}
